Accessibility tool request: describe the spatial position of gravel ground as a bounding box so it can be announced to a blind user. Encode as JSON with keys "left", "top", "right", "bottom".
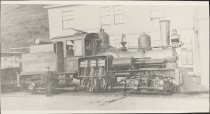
{"left": 1, "top": 91, "right": 209, "bottom": 113}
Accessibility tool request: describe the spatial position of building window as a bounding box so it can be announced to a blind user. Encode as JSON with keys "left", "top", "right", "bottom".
{"left": 62, "top": 10, "right": 75, "bottom": 29}
{"left": 100, "top": 7, "right": 111, "bottom": 26}
{"left": 114, "top": 6, "right": 124, "bottom": 24}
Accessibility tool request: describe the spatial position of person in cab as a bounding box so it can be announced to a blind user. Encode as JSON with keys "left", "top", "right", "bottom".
{"left": 67, "top": 44, "right": 74, "bottom": 57}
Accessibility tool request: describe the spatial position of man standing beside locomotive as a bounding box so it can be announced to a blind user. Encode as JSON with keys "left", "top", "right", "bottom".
{"left": 46, "top": 66, "right": 54, "bottom": 96}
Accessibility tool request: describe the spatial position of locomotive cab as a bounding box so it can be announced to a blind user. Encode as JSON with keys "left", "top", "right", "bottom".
{"left": 51, "top": 32, "right": 100, "bottom": 74}
{"left": 53, "top": 30, "right": 113, "bottom": 90}
{"left": 49, "top": 32, "right": 101, "bottom": 88}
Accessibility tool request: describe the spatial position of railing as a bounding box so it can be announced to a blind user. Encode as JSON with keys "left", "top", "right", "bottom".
{"left": 1, "top": 47, "right": 30, "bottom": 69}
{"left": 1, "top": 47, "right": 30, "bottom": 54}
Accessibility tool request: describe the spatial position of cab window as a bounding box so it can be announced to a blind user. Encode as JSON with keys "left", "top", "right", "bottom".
{"left": 66, "top": 40, "right": 74, "bottom": 57}
{"left": 66, "top": 39, "right": 83, "bottom": 57}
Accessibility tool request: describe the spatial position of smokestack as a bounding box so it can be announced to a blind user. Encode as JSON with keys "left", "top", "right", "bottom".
{"left": 159, "top": 20, "right": 170, "bottom": 47}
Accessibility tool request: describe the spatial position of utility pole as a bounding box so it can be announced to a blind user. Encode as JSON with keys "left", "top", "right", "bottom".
{"left": 192, "top": 8, "right": 201, "bottom": 79}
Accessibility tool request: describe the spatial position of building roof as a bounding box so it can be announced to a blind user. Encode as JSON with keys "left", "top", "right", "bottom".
{"left": 43, "top": 4, "right": 80, "bottom": 9}
{"left": 51, "top": 32, "right": 87, "bottom": 42}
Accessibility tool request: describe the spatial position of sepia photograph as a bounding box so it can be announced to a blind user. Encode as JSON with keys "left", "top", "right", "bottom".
{"left": 1, "top": 1, "right": 209, "bottom": 114}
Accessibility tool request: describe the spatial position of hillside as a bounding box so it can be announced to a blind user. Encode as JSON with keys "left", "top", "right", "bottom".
{"left": 1, "top": 4, "right": 49, "bottom": 49}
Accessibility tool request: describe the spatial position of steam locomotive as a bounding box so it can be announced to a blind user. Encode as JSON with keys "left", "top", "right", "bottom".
{"left": 19, "top": 20, "right": 183, "bottom": 94}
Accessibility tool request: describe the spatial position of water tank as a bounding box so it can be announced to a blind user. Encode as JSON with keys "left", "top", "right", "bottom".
{"left": 99, "top": 28, "right": 109, "bottom": 49}
{"left": 159, "top": 20, "right": 170, "bottom": 46}
{"left": 138, "top": 32, "right": 151, "bottom": 49}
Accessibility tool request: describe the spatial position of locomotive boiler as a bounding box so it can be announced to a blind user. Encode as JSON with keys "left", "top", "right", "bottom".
{"left": 19, "top": 20, "right": 183, "bottom": 94}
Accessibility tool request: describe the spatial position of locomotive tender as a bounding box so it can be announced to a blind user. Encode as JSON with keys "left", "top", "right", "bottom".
{"left": 20, "top": 20, "right": 183, "bottom": 94}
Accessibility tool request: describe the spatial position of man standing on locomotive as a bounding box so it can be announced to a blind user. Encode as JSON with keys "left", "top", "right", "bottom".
{"left": 67, "top": 43, "right": 74, "bottom": 57}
